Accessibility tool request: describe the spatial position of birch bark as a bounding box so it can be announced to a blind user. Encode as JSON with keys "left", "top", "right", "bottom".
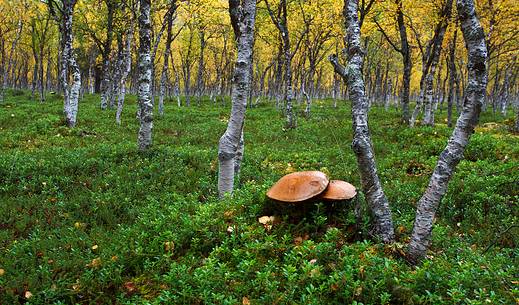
{"left": 100, "top": 0, "right": 115, "bottom": 110}
{"left": 218, "top": 0, "right": 256, "bottom": 197}
{"left": 137, "top": 0, "right": 153, "bottom": 150}
{"left": 329, "top": 0, "right": 394, "bottom": 243}
{"left": 407, "top": 0, "right": 487, "bottom": 264}
{"left": 48, "top": 0, "right": 81, "bottom": 127}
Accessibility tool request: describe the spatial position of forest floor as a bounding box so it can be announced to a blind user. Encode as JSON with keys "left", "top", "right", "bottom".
{"left": 0, "top": 90, "right": 518, "bottom": 304}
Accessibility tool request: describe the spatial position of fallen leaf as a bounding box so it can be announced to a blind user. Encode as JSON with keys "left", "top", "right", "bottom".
{"left": 294, "top": 236, "right": 303, "bottom": 246}
{"left": 258, "top": 216, "right": 271, "bottom": 224}
{"left": 164, "top": 241, "right": 175, "bottom": 253}
{"left": 242, "top": 296, "right": 250, "bottom": 305}
{"left": 124, "top": 281, "right": 137, "bottom": 294}
{"left": 0, "top": 268, "right": 4, "bottom": 276}
{"left": 87, "top": 258, "right": 102, "bottom": 268}
{"left": 309, "top": 268, "right": 320, "bottom": 277}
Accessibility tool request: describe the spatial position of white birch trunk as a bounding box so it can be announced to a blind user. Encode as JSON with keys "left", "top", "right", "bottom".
{"left": 407, "top": 0, "right": 488, "bottom": 264}
{"left": 137, "top": 0, "right": 153, "bottom": 150}
{"left": 55, "top": 0, "right": 80, "bottom": 128}
{"left": 329, "top": 0, "right": 394, "bottom": 243}
{"left": 218, "top": 0, "right": 256, "bottom": 197}
{"left": 66, "top": 56, "right": 81, "bottom": 127}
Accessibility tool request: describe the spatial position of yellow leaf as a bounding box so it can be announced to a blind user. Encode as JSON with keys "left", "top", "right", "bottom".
{"left": 87, "top": 258, "right": 102, "bottom": 268}
{"left": 164, "top": 241, "right": 175, "bottom": 253}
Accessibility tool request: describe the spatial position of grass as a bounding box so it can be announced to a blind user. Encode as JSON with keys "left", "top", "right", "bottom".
{"left": 0, "top": 89, "right": 518, "bottom": 304}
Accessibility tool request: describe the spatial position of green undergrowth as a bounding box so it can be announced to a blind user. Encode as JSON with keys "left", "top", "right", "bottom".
{"left": 0, "top": 90, "right": 518, "bottom": 304}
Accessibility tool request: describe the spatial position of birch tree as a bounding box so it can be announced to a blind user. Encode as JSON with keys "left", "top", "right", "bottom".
{"left": 0, "top": 18, "right": 23, "bottom": 102}
{"left": 137, "top": 0, "right": 153, "bottom": 150}
{"left": 158, "top": 1, "right": 179, "bottom": 116}
{"left": 116, "top": 19, "right": 134, "bottom": 125}
{"left": 264, "top": 0, "right": 303, "bottom": 129}
{"left": 218, "top": 0, "right": 256, "bottom": 197}
{"left": 409, "top": 0, "right": 453, "bottom": 127}
{"left": 47, "top": 0, "right": 81, "bottom": 128}
{"left": 407, "top": 0, "right": 488, "bottom": 263}
{"left": 373, "top": 0, "right": 411, "bottom": 124}
{"left": 329, "top": 0, "right": 395, "bottom": 243}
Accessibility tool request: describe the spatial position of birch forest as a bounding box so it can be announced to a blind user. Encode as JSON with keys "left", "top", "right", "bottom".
{"left": 0, "top": 0, "right": 518, "bottom": 303}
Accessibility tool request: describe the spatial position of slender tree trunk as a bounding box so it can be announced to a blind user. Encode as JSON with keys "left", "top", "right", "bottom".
{"left": 264, "top": 0, "right": 296, "bottom": 129}
{"left": 1, "top": 20, "right": 23, "bottom": 101}
{"left": 282, "top": 26, "right": 295, "bottom": 128}
{"left": 49, "top": 0, "right": 81, "bottom": 127}
{"left": 66, "top": 56, "right": 81, "bottom": 127}
{"left": 423, "top": 0, "right": 453, "bottom": 126}
{"left": 63, "top": 4, "right": 80, "bottom": 127}
{"left": 397, "top": 0, "right": 411, "bottom": 124}
{"left": 447, "top": 28, "right": 458, "bottom": 127}
{"left": 408, "top": 0, "right": 487, "bottom": 264}
{"left": 515, "top": 104, "right": 519, "bottom": 132}
{"left": 500, "top": 68, "right": 511, "bottom": 116}
{"left": 218, "top": 0, "right": 256, "bottom": 197}
{"left": 329, "top": 0, "right": 394, "bottom": 243}
{"left": 195, "top": 30, "right": 206, "bottom": 105}
{"left": 31, "top": 51, "right": 39, "bottom": 99}
{"left": 137, "top": 0, "right": 153, "bottom": 150}
{"left": 46, "top": 51, "right": 52, "bottom": 92}
{"left": 116, "top": 22, "right": 134, "bottom": 125}
{"left": 159, "top": 4, "right": 176, "bottom": 116}
{"left": 100, "top": 1, "right": 115, "bottom": 110}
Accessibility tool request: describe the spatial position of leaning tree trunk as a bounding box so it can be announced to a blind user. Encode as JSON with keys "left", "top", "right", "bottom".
{"left": 407, "top": 0, "right": 488, "bottom": 264}
{"left": 329, "top": 0, "right": 394, "bottom": 243}
{"left": 218, "top": 0, "right": 256, "bottom": 197}
{"left": 137, "top": 0, "right": 153, "bottom": 150}
{"left": 422, "top": 0, "right": 452, "bottom": 126}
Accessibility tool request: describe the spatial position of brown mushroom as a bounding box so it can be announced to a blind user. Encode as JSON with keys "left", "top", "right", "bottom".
{"left": 320, "top": 180, "right": 356, "bottom": 200}
{"left": 266, "top": 171, "right": 329, "bottom": 203}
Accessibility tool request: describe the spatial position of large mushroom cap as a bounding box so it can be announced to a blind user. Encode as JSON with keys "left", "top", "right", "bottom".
{"left": 267, "top": 171, "right": 329, "bottom": 203}
{"left": 320, "top": 180, "right": 357, "bottom": 200}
